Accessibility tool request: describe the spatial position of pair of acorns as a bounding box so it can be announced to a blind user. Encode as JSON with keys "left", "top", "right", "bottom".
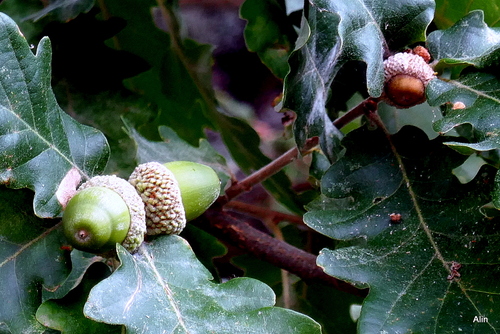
{"left": 62, "top": 161, "right": 220, "bottom": 254}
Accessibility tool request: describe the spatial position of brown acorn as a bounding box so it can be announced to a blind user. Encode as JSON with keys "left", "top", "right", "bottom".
{"left": 383, "top": 52, "right": 436, "bottom": 109}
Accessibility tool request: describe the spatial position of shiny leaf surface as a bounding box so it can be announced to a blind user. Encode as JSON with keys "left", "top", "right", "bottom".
{"left": 306, "top": 126, "right": 500, "bottom": 333}
{"left": 85, "top": 236, "right": 322, "bottom": 333}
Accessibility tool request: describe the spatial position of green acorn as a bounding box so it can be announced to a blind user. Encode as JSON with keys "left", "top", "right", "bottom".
{"left": 62, "top": 175, "right": 146, "bottom": 253}
{"left": 128, "top": 161, "right": 220, "bottom": 235}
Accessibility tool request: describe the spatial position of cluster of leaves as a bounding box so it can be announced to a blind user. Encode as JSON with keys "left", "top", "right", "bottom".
{"left": 0, "top": 0, "right": 499, "bottom": 333}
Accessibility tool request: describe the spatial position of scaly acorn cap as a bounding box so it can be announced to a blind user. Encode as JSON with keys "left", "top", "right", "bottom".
{"left": 129, "top": 162, "right": 186, "bottom": 235}
{"left": 383, "top": 52, "right": 436, "bottom": 108}
{"left": 78, "top": 175, "right": 146, "bottom": 252}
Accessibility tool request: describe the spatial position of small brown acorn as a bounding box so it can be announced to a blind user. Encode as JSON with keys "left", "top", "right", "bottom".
{"left": 383, "top": 52, "right": 436, "bottom": 109}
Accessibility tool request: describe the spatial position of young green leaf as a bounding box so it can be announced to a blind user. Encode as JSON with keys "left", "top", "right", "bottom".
{"left": 0, "top": 13, "right": 109, "bottom": 218}
{"left": 84, "top": 236, "right": 322, "bottom": 333}
{"left": 305, "top": 125, "right": 500, "bottom": 332}
{"left": 282, "top": 0, "right": 434, "bottom": 160}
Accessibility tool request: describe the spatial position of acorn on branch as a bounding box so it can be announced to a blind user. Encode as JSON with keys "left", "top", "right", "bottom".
{"left": 62, "top": 175, "right": 146, "bottom": 254}
{"left": 128, "top": 161, "right": 220, "bottom": 235}
{"left": 382, "top": 50, "right": 436, "bottom": 109}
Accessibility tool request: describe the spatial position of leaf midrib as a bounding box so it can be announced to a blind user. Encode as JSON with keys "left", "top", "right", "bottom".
{"left": 139, "top": 244, "right": 191, "bottom": 333}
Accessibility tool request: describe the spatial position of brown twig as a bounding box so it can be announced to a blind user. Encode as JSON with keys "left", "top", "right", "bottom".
{"left": 222, "top": 136, "right": 319, "bottom": 203}
{"left": 333, "top": 97, "right": 380, "bottom": 129}
{"left": 224, "top": 201, "right": 305, "bottom": 226}
{"left": 196, "top": 207, "right": 368, "bottom": 297}
{"left": 267, "top": 223, "right": 291, "bottom": 308}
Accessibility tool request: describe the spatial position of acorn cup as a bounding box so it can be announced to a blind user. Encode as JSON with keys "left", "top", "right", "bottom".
{"left": 128, "top": 161, "right": 221, "bottom": 236}
{"left": 62, "top": 175, "right": 147, "bottom": 254}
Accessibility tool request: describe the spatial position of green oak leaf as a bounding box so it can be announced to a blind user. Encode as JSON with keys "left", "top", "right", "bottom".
{"left": 41, "top": 250, "right": 106, "bottom": 301}
{"left": 434, "top": 0, "right": 500, "bottom": 29}
{"left": 240, "top": 0, "right": 296, "bottom": 79}
{"left": 84, "top": 236, "right": 322, "bottom": 334}
{"left": 0, "top": 187, "right": 70, "bottom": 333}
{"left": 282, "top": 0, "right": 434, "bottom": 160}
{"left": 305, "top": 125, "right": 500, "bottom": 333}
{"left": 377, "top": 102, "right": 441, "bottom": 140}
{"left": 427, "top": 10, "right": 500, "bottom": 69}
{"left": 36, "top": 262, "right": 122, "bottom": 334}
{"left": 51, "top": 89, "right": 156, "bottom": 178}
{"left": 0, "top": 13, "right": 109, "bottom": 218}
{"left": 427, "top": 73, "right": 500, "bottom": 151}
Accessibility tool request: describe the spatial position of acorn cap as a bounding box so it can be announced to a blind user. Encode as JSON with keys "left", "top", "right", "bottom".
{"left": 128, "top": 162, "right": 186, "bottom": 235}
{"left": 78, "top": 175, "right": 146, "bottom": 252}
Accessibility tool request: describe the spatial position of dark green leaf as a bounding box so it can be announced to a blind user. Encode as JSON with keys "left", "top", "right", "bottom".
{"left": 305, "top": 125, "right": 500, "bottom": 332}
{"left": 0, "top": 187, "right": 70, "bottom": 333}
{"left": 282, "top": 0, "right": 434, "bottom": 159}
{"left": 241, "top": 0, "right": 295, "bottom": 78}
{"left": 84, "top": 236, "right": 322, "bottom": 333}
{"left": 36, "top": 262, "right": 122, "bottom": 334}
{"left": 51, "top": 89, "right": 155, "bottom": 178}
{"left": 427, "top": 10, "right": 500, "bottom": 69}
{"left": 434, "top": 0, "right": 500, "bottom": 29}
{"left": 24, "top": 0, "right": 95, "bottom": 22}
{"left": 427, "top": 73, "right": 500, "bottom": 151}
{"left": 103, "top": 0, "right": 213, "bottom": 145}
{"left": 41, "top": 250, "right": 105, "bottom": 301}
{"left": 0, "top": 13, "right": 109, "bottom": 218}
